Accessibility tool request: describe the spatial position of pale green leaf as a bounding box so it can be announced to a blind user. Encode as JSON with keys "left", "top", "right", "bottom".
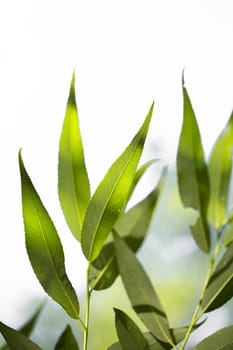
{"left": 201, "top": 243, "right": 233, "bottom": 312}
{"left": 58, "top": 72, "right": 90, "bottom": 241}
{"left": 177, "top": 77, "right": 210, "bottom": 252}
{"left": 114, "top": 233, "right": 171, "bottom": 343}
{"left": 208, "top": 111, "right": 233, "bottom": 229}
{"left": 114, "top": 308, "right": 149, "bottom": 350}
{"left": 19, "top": 151, "right": 80, "bottom": 319}
{"left": 81, "top": 103, "right": 154, "bottom": 261}
{"left": 55, "top": 326, "right": 79, "bottom": 350}
{"left": 193, "top": 326, "right": 233, "bottom": 350}
{"left": 89, "top": 169, "right": 166, "bottom": 290}
{"left": 0, "top": 322, "right": 42, "bottom": 350}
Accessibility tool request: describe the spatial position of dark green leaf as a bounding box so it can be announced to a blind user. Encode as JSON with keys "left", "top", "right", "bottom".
{"left": 54, "top": 325, "right": 79, "bottom": 350}
{"left": 201, "top": 243, "right": 233, "bottom": 311}
{"left": 208, "top": 111, "right": 233, "bottom": 229}
{"left": 81, "top": 103, "right": 154, "bottom": 262}
{"left": 0, "top": 304, "right": 44, "bottom": 350}
{"left": 58, "top": 72, "right": 90, "bottom": 241}
{"left": 114, "top": 308, "right": 149, "bottom": 350}
{"left": 193, "top": 325, "right": 233, "bottom": 349}
{"left": 19, "top": 151, "right": 80, "bottom": 319}
{"left": 114, "top": 233, "right": 172, "bottom": 343}
{"left": 0, "top": 322, "right": 42, "bottom": 350}
{"left": 177, "top": 76, "right": 210, "bottom": 252}
{"left": 89, "top": 169, "right": 166, "bottom": 290}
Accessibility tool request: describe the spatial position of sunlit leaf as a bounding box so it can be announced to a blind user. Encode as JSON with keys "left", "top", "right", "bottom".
{"left": 89, "top": 169, "right": 166, "bottom": 290}
{"left": 114, "top": 308, "right": 149, "bottom": 350}
{"left": 208, "top": 111, "right": 233, "bottom": 229}
{"left": 0, "top": 322, "right": 42, "bottom": 350}
{"left": 201, "top": 243, "right": 233, "bottom": 312}
{"left": 81, "top": 103, "right": 154, "bottom": 261}
{"left": 114, "top": 233, "right": 172, "bottom": 343}
{"left": 58, "top": 72, "right": 90, "bottom": 241}
{"left": 193, "top": 326, "right": 233, "bottom": 349}
{"left": 177, "top": 76, "right": 210, "bottom": 253}
{"left": 19, "top": 151, "right": 80, "bottom": 319}
{"left": 55, "top": 325, "right": 79, "bottom": 350}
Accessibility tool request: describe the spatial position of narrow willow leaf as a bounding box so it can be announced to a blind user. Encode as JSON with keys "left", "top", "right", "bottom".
{"left": 89, "top": 169, "right": 166, "bottom": 290}
{"left": 223, "top": 220, "right": 233, "bottom": 247}
{"left": 114, "top": 308, "right": 149, "bottom": 350}
{"left": 58, "top": 72, "right": 90, "bottom": 241}
{"left": 55, "top": 325, "right": 79, "bottom": 350}
{"left": 114, "top": 233, "right": 171, "bottom": 343}
{"left": 81, "top": 103, "right": 154, "bottom": 261}
{"left": 201, "top": 243, "right": 233, "bottom": 312}
{"left": 177, "top": 77, "right": 210, "bottom": 252}
{"left": 19, "top": 151, "right": 80, "bottom": 319}
{"left": 0, "top": 304, "right": 44, "bottom": 350}
{"left": 0, "top": 322, "right": 42, "bottom": 350}
{"left": 193, "top": 325, "right": 233, "bottom": 350}
{"left": 208, "top": 111, "right": 233, "bottom": 229}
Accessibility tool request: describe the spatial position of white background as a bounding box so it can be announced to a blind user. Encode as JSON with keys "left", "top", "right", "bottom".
{"left": 0, "top": 0, "right": 233, "bottom": 334}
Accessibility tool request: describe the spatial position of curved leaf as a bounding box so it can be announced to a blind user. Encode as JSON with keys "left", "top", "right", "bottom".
{"left": 193, "top": 326, "right": 233, "bottom": 349}
{"left": 0, "top": 322, "right": 42, "bottom": 350}
{"left": 223, "top": 220, "right": 233, "bottom": 247}
{"left": 55, "top": 325, "right": 79, "bottom": 350}
{"left": 177, "top": 76, "right": 210, "bottom": 252}
{"left": 81, "top": 103, "right": 154, "bottom": 261}
{"left": 19, "top": 151, "right": 80, "bottom": 319}
{"left": 114, "top": 233, "right": 171, "bottom": 343}
{"left": 208, "top": 111, "right": 233, "bottom": 229}
{"left": 114, "top": 308, "right": 149, "bottom": 350}
{"left": 89, "top": 168, "right": 166, "bottom": 290}
{"left": 58, "top": 72, "right": 90, "bottom": 241}
{"left": 201, "top": 243, "right": 233, "bottom": 312}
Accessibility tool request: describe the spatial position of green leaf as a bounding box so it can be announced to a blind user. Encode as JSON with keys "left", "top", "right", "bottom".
{"left": 89, "top": 168, "right": 166, "bottom": 290}
{"left": 223, "top": 220, "right": 233, "bottom": 247}
{"left": 81, "top": 103, "right": 154, "bottom": 261}
{"left": 114, "top": 233, "right": 171, "bottom": 343}
{"left": 58, "top": 72, "right": 90, "bottom": 241}
{"left": 201, "top": 242, "right": 233, "bottom": 312}
{"left": 208, "top": 111, "right": 233, "bottom": 229}
{"left": 0, "top": 322, "right": 42, "bottom": 350}
{"left": 19, "top": 151, "right": 80, "bottom": 319}
{"left": 114, "top": 308, "right": 149, "bottom": 350}
{"left": 0, "top": 304, "right": 44, "bottom": 350}
{"left": 193, "top": 325, "right": 233, "bottom": 349}
{"left": 54, "top": 325, "right": 79, "bottom": 350}
{"left": 177, "top": 76, "right": 210, "bottom": 253}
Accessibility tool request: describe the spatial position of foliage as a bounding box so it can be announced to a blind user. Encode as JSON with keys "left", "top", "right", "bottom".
{"left": 1, "top": 73, "right": 233, "bottom": 349}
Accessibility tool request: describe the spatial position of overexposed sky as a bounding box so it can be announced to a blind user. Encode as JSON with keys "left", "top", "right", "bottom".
{"left": 0, "top": 0, "right": 233, "bottom": 327}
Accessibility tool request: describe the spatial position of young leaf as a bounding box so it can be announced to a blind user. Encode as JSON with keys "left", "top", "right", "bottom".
{"left": 55, "top": 325, "right": 79, "bottom": 350}
{"left": 81, "top": 103, "right": 154, "bottom": 261}
{"left": 201, "top": 242, "right": 233, "bottom": 312}
{"left": 208, "top": 111, "right": 233, "bottom": 229}
{"left": 19, "top": 151, "right": 80, "bottom": 319}
{"left": 89, "top": 169, "right": 166, "bottom": 290}
{"left": 192, "top": 325, "right": 233, "bottom": 350}
{"left": 0, "top": 322, "right": 42, "bottom": 350}
{"left": 177, "top": 77, "right": 210, "bottom": 253}
{"left": 58, "top": 72, "right": 90, "bottom": 241}
{"left": 114, "top": 308, "right": 149, "bottom": 350}
{"left": 114, "top": 233, "right": 172, "bottom": 343}
{"left": 222, "top": 220, "right": 233, "bottom": 247}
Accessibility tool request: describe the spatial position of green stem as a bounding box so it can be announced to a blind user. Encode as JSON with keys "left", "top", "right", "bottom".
{"left": 179, "top": 256, "right": 214, "bottom": 350}
{"left": 83, "top": 262, "right": 92, "bottom": 350}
